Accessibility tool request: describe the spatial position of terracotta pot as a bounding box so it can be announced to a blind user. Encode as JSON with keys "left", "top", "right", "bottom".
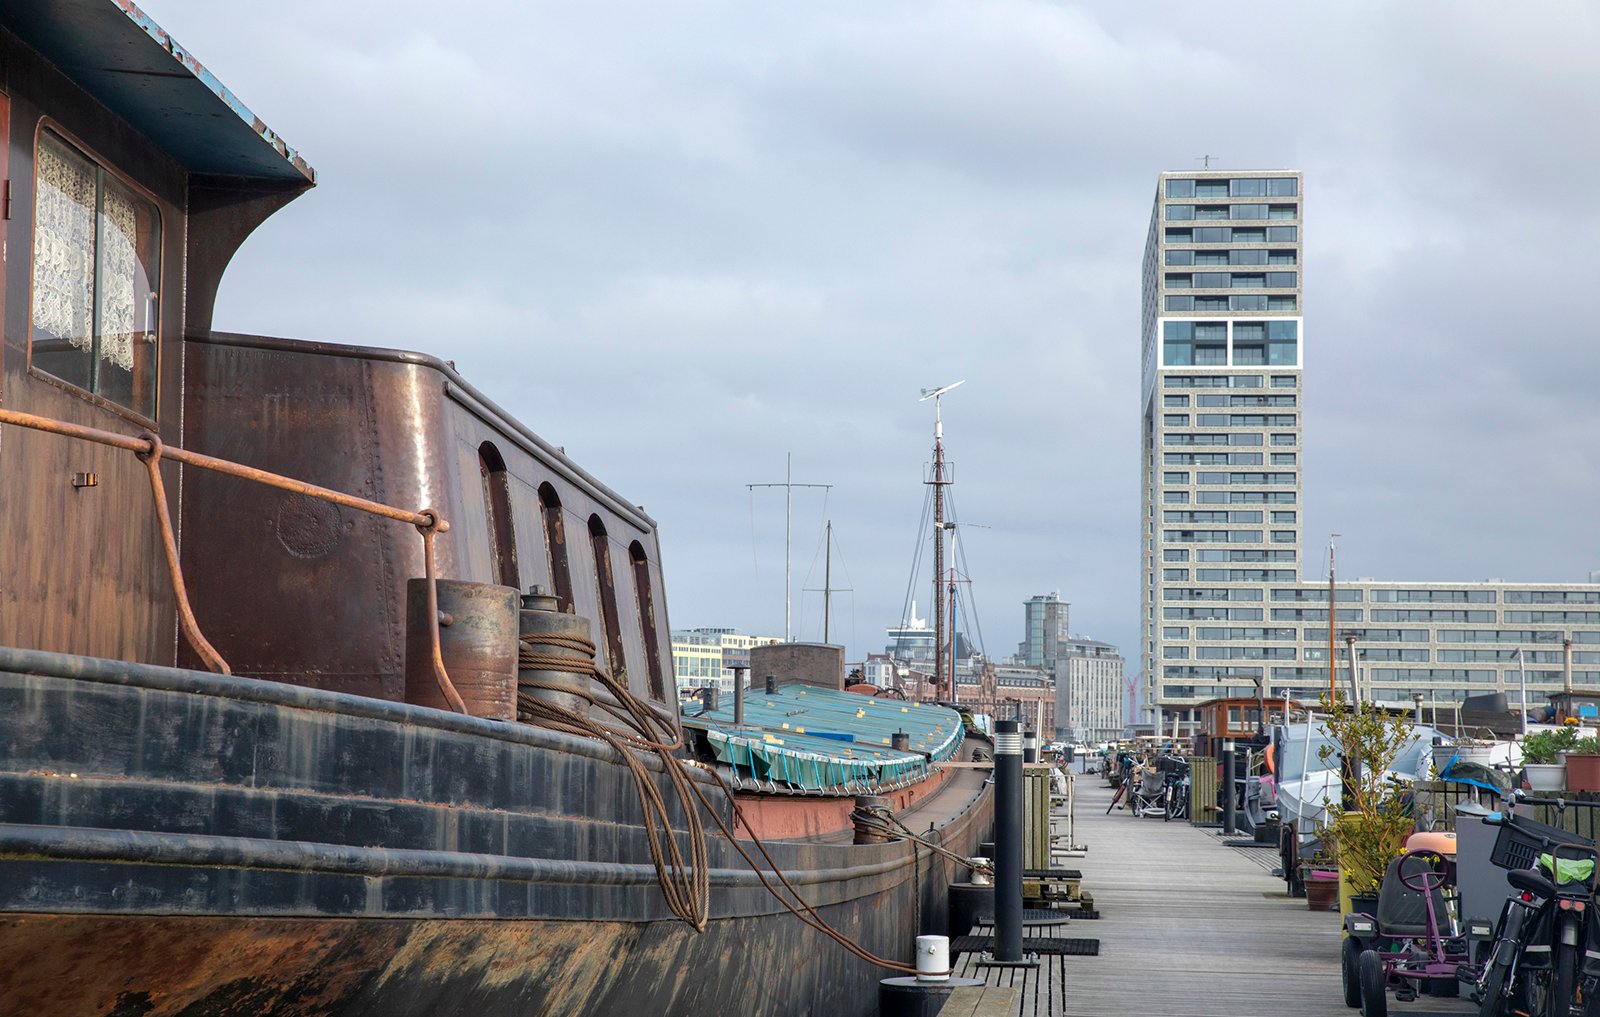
{"left": 1304, "top": 873, "right": 1339, "bottom": 912}
{"left": 1565, "top": 754, "right": 1600, "bottom": 792}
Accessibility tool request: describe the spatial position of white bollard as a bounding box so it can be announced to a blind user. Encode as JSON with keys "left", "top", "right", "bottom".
{"left": 915, "top": 935, "right": 949, "bottom": 982}
{"left": 968, "top": 857, "right": 992, "bottom": 886}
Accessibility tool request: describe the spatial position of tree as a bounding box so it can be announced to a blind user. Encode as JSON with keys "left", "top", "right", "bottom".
{"left": 1316, "top": 691, "right": 1415, "bottom": 895}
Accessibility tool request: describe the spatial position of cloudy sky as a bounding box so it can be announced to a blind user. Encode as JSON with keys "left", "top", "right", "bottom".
{"left": 147, "top": 1, "right": 1600, "bottom": 673}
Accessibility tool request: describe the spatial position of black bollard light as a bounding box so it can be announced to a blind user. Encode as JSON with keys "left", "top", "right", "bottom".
{"left": 993, "top": 719, "right": 1024, "bottom": 962}
{"left": 1221, "top": 738, "right": 1236, "bottom": 836}
{"left": 1022, "top": 729, "right": 1038, "bottom": 764}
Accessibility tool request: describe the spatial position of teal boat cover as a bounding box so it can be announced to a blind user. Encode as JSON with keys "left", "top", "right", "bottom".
{"left": 681, "top": 685, "right": 963, "bottom": 792}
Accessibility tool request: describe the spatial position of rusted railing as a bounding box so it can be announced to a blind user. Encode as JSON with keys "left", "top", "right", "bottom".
{"left": 0, "top": 408, "right": 466, "bottom": 713}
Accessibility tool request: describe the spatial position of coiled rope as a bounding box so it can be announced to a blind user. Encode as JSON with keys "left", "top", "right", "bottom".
{"left": 516, "top": 630, "right": 942, "bottom": 975}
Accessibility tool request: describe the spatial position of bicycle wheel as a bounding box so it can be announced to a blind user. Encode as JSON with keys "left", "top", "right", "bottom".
{"left": 1554, "top": 938, "right": 1577, "bottom": 1017}
{"left": 1479, "top": 906, "right": 1525, "bottom": 1017}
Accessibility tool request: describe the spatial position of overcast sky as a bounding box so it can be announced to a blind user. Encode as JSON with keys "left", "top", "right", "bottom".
{"left": 147, "top": 1, "right": 1600, "bottom": 673}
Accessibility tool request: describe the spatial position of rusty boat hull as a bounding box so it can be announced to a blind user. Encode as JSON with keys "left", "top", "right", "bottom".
{"left": 0, "top": 648, "right": 992, "bottom": 1017}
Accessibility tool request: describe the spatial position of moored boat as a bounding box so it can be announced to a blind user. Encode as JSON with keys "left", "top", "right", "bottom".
{"left": 0, "top": 4, "right": 993, "bottom": 1014}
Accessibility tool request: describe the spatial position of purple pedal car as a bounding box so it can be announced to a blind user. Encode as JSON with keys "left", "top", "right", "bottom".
{"left": 1341, "top": 840, "right": 1471, "bottom": 1017}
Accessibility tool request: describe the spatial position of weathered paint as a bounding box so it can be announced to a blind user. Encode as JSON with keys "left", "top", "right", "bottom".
{"left": 0, "top": 651, "right": 993, "bottom": 1014}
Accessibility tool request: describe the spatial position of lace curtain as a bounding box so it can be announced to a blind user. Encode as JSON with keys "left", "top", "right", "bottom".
{"left": 98, "top": 183, "right": 141, "bottom": 372}
{"left": 31, "top": 139, "right": 94, "bottom": 348}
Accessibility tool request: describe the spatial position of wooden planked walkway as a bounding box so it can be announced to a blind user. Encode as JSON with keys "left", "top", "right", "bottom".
{"left": 943, "top": 774, "right": 1473, "bottom": 1016}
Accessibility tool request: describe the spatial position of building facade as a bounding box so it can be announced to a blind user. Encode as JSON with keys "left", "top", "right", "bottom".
{"left": 1141, "top": 170, "right": 1600, "bottom": 722}
{"left": 671, "top": 627, "right": 782, "bottom": 695}
{"left": 1053, "top": 637, "right": 1125, "bottom": 745}
{"left": 1019, "top": 594, "right": 1069, "bottom": 667}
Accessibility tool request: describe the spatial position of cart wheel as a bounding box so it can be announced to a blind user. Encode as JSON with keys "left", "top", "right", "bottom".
{"left": 1359, "top": 949, "right": 1388, "bottom": 1017}
{"left": 1340, "top": 936, "right": 1362, "bottom": 1008}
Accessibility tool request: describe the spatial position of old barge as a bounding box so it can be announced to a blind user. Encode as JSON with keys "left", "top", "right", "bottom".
{"left": 0, "top": 3, "right": 993, "bottom": 1015}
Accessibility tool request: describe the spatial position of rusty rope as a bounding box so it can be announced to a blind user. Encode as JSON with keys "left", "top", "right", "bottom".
{"left": 516, "top": 636, "right": 709, "bottom": 930}
{"left": 515, "top": 633, "right": 940, "bottom": 976}
{"left": 0, "top": 409, "right": 466, "bottom": 711}
{"left": 851, "top": 808, "right": 993, "bottom": 877}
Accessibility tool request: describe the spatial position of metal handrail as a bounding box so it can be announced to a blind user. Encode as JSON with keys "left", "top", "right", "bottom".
{"left": 0, "top": 408, "right": 466, "bottom": 713}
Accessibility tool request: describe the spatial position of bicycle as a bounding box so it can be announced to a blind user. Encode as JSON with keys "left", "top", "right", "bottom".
{"left": 1473, "top": 793, "right": 1600, "bottom": 1017}
{"left": 1161, "top": 757, "right": 1190, "bottom": 822}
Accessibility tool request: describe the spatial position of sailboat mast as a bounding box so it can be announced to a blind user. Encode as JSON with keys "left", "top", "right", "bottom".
{"left": 919, "top": 380, "right": 963, "bottom": 703}
{"left": 948, "top": 559, "right": 958, "bottom": 705}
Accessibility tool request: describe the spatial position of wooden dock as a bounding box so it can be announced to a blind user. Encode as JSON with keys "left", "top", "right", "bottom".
{"left": 941, "top": 774, "right": 1473, "bottom": 1016}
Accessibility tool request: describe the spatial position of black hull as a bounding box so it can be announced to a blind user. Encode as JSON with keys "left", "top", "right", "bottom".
{"left": 0, "top": 649, "right": 992, "bottom": 1016}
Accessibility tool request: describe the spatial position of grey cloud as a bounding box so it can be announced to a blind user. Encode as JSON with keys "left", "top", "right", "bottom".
{"left": 147, "top": 0, "right": 1600, "bottom": 669}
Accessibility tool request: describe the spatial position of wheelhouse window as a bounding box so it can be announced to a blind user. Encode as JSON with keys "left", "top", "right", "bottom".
{"left": 31, "top": 130, "right": 161, "bottom": 419}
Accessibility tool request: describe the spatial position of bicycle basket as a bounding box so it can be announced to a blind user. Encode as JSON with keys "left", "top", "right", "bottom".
{"left": 1491, "top": 813, "right": 1595, "bottom": 872}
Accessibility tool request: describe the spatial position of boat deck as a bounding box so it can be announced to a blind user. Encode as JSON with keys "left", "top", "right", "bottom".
{"left": 943, "top": 774, "right": 1473, "bottom": 1016}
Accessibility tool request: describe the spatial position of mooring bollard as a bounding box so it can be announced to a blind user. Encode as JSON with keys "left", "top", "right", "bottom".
{"left": 993, "top": 719, "right": 1024, "bottom": 962}
{"left": 1221, "top": 738, "right": 1236, "bottom": 836}
{"left": 915, "top": 935, "right": 949, "bottom": 982}
{"left": 852, "top": 795, "right": 893, "bottom": 845}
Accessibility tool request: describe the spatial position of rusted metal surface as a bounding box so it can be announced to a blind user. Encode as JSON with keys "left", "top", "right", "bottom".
{"left": 517, "top": 587, "right": 598, "bottom": 718}
{"left": 405, "top": 579, "right": 517, "bottom": 719}
{"left": 0, "top": 653, "right": 994, "bottom": 1016}
{"left": 0, "top": 407, "right": 465, "bottom": 710}
{"left": 179, "top": 333, "right": 677, "bottom": 730}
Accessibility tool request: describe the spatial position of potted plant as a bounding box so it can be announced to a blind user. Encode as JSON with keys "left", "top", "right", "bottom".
{"left": 1300, "top": 834, "right": 1341, "bottom": 912}
{"left": 1564, "top": 734, "right": 1600, "bottom": 792}
{"left": 1522, "top": 726, "right": 1578, "bottom": 791}
{"left": 1316, "top": 692, "right": 1417, "bottom": 914}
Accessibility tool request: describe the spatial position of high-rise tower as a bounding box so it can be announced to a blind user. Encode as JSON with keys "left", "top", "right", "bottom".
{"left": 1139, "top": 170, "right": 1600, "bottom": 729}
{"left": 1140, "top": 170, "right": 1305, "bottom": 717}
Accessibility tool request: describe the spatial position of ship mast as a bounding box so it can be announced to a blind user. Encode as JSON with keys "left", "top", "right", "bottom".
{"left": 921, "top": 380, "right": 964, "bottom": 700}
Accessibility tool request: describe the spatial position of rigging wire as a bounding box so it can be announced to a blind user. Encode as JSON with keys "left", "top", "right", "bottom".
{"left": 898, "top": 484, "right": 934, "bottom": 647}
{"left": 944, "top": 489, "right": 987, "bottom": 659}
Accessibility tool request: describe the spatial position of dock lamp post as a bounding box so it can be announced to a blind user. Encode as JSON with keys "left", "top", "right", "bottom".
{"left": 1220, "top": 738, "right": 1236, "bottom": 836}
{"left": 992, "top": 720, "right": 1025, "bottom": 964}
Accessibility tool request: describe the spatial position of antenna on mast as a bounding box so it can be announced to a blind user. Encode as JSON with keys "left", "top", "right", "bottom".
{"left": 920, "top": 380, "right": 964, "bottom": 701}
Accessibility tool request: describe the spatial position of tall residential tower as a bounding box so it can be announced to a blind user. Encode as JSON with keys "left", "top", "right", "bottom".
{"left": 1141, "top": 171, "right": 1305, "bottom": 714}
{"left": 1140, "top": 170, "right": 1600, "bottom": 728}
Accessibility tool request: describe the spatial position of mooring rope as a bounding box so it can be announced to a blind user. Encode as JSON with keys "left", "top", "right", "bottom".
{"left": 516, "top": 631, "right": 941, "bottom": 975}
